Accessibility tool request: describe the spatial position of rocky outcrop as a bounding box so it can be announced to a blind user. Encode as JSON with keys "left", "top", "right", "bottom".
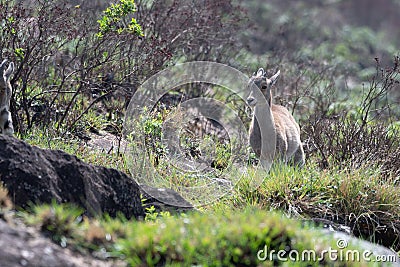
{"left": 140, "top": 184, "right": 194, "bottom": 213}
{"left": 0, "top": 135, "right": 144, "bottom": 219}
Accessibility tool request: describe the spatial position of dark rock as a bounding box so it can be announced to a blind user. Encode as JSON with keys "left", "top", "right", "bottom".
{"left": 0, "top": 135, "right": 144, "bottom": 219}
{"left": 0, "top": 219, "right": 122, "bottom": 267}
{"left": 140, "top": 184, "right": 194, "bottom": 213}
{"left": 350, "top": 215, "right": 400, "bottom": 252}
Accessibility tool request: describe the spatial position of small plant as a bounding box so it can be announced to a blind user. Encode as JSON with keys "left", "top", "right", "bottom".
{"left": 144, "top": 205, "right": 171, "bottom": 222}
{"left": 137, "top": 109, "right": 168, "bottom": 165}
{"left": 141, "top": 195, "right": 171, "bottom": 222}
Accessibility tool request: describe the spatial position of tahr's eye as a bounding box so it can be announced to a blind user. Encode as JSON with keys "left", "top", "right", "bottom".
{"left": 261, "top": 85, "right": 267, "bottom": 89}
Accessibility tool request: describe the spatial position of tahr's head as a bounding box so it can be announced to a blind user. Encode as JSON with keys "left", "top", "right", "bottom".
{"left": 246, "top": 68, "right": 280, "bottom": 108}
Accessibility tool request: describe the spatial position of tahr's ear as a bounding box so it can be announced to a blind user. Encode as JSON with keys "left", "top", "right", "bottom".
{"left": 0, "top": 59, "right": 7, "bottom": 74}
{"left": 4, "top": 62, "right": 14, "bottom": 81}
{"left": 256, "top": 68, "right": 265, "bottom": 77}
{"left": 269, "top": 70, "right": 280, "bottom": 85}
{"left": 0, "top": 59, "right": 7, "bottom": 68}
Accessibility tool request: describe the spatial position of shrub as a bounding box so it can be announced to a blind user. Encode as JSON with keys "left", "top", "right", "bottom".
{"left": 303, "top": 56, "right": 400, "bottom": 177}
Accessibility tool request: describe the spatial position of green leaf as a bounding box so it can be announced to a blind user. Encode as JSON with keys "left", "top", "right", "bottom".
{"left": 96, "top": 0, "right": 142, "bottom": 38}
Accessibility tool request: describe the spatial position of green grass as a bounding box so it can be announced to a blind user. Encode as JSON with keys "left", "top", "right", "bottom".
{"left": 115, "top": 209, "right": 369, "bottom": 266}
{"left": 14, "top": 199, "right": 385, "bottom": 266}
{"left": 225, "top": 164, "right": 400, "bottom": 219}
